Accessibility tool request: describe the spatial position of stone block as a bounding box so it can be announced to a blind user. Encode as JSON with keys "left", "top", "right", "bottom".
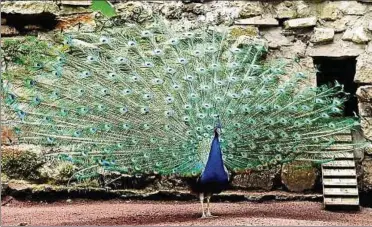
{"left": 361, "top": 157, "right": 372, "bottom": 192}
{"left": 356, "top": 86, "right": 372, "bottom": 102}
{"left": 323, "top": 16, "right": 360, "bottom": 33}
{"left": 231, "top": 169, "right": 278, "bottom": 191}
{"left": 275, "top": 1, "right": 297, "bottom": 19}
{"left": 319, "top": 2, "right": 342, "bottom": 21}
{"left": 1, "top": 1, "right": 59, "bottom": 14}
{"left": 235, "top": 16, "right": 278, "bottom": 26}
{"left": 230, "top": 26, "right": 259, "bottom": 38}
{"left": 342, "top": 26, "right": 371, "bottom": 44}
{"left": 310, "top": 27, "right": 335, "bottom": 44}
{"left": 339, "top": 1, "right": 367, "bottom": 15}
{"left": 306, "top": 35, "right": 364, "bottom": 57}
{"left": 355, "top": 53, "right": 372, "bottom": 83}
{"left": 60, "top": 1, "right": 91, "bottom": 6}
{"left": 361, "top": 117, "right": 372, "bottom": 140}
{"left": 262, "top": 27, "right": 292, "bottom": 49}
{"left": 284, "top": 17, "right": 317, "bottom": 29}
{"left": 281, "top": 161, "right": 318, "bottom": 192}
{"left": 239, "top": 2, "right": 263, "bottom": 18}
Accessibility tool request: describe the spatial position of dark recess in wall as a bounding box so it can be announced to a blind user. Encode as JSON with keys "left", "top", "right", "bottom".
{"left": 313, "top": 57, "right": 359, "bottom": 117}
{"left": 2, "top": 13, "right": 58, "bottom": 36}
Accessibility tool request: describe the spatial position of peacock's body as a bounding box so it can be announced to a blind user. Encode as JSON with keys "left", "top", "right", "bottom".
{"left": 1, "top": 17, "right": 365, "bottom": 217}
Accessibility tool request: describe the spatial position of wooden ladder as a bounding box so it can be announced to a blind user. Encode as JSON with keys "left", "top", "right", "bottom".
{"left": 321, "top": 131, "right": 360, "bottom": 209}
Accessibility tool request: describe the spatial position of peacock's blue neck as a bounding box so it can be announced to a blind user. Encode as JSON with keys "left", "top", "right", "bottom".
{"left": 200, "top": 132, "right": 228, "bottom": 184}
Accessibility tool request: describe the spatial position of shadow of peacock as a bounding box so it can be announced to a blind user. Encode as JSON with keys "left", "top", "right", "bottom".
{"left": 2, "top": 17, "right": 366, "bottom": 218}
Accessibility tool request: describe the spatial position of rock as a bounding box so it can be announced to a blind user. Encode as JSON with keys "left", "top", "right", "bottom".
{"left": 342, "top": 26, "right": 371, "bottom": 44}
{"left": 231, "top": 169, "right": 277, "bottom": 191}
{"left": 369, "top": 21, "right": 372, "bottom": 31}
{"left": 281, "top": 161, "right": 318, "bottom": 192}
{"left": 239, "top": 2, "right": 263, "bottom": 18}
{"left": 116, "top": 2, "right": 153, "bottom": 22}
{"left": 284, "top": 17, "right": 317, "bottom": 29}
{"left": 275, "top": 1, "right": 297, "bottom": 19}
{"left": 296, "top": 1, "right": 311, "bottom": 17}
{"left": 229, "top": 26, "right": 259, "bottom": 38}
{"left": 60, "top": 0, "right": 91, "bottom": 6}
{"left": 307, "top": 35, "right": 365, "bottom": 57}
{"left": 0, "top": 25, "right": 19, "bottom": 37}
{"left": 310, "top": 27, "right": 335, "bottom": 43}
{"left": 319, "top": 2, "right": 342, "bottom": 21}
{"left": 367, "top": 42, "right": 372, "bottom": 53}
{"left": 358, "top": 0, "right": 372, "bottom": 2}
{"left": 361, "top": 157, "right": 372, "bottom": 192}
{"left": 358, "top": 102, "right": 372, "bottom": 117}
{"left": 323, "top": 16, "right": 360, "bottom": 33}
{"left": 262, "top": 27, "right": 292, "bottom": 49}
{"left": 235, "top": 16, "right": 278, "bottom": 26}
{"left": 1, "top": 1, "right": 59, "bottom": 14}
{"left": 56, "top": 14, "right": 96, "bottom": 32}
{"left": 355, "top": 53, "right": 372, "bottom": 83}
{"left": 339, "top": 1, "right": 367, "bottom": 15}
{"left": 66, "top": 199, "right": 72, "bottom": 203}
{"left": 361, "top": 117, "right": 372, "bottom": 140}
{"left": 19, "top": 222, "right": 28, "bottom": 226}
{"left": 357, "top": 86, "right": 372, "bottom": 103}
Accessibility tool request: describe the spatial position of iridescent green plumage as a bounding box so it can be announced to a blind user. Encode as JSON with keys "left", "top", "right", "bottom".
{"left": 1, "top": 18, "right": 365, "bottom": 182}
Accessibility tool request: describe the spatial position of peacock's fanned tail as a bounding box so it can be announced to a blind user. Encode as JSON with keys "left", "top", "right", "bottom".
{"left": 2, "top": 18, "right": 365, "bottom": 181}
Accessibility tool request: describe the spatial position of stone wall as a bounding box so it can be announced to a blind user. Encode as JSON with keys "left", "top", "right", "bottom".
{"left": 1, "top": 0, "right": 372, "bottom": 193}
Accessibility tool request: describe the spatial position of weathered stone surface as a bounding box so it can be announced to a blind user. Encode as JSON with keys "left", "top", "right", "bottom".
{"left": 323, "top": 16, "right": 360, "bottom": 33}
{"left": 281, "top": 161, "right": 318, "bottom": 192}
{"left": 60, "top": 0, "right": 91, "bottom": 6}
{"left": 1, "top": 25, "right": 19, "bottom": 36}
{"left": 355, "top": 54, "right": 372, "bottom": 83}
{"left": 1, "top": 1, "right": 59, "bottom": 14}
{"left": 339, "top": 1, "right": 367, "bottom": 15}
{"left": 296, "top": 1, "right": 311, "bottom": 17}
{"left": 116, "top": 2, "right": 153, "bottom": 22}
{"left": 319, "top": 2, "right": 342, "bottom": 21}
{"left": 357, "top": 86, "right": 372, "bottom": 103}
{"left": 310, "top": 27, "right": 335, "bottom": 43}
{"left": 361, "top": 117, "right": 372, "bottom": 140}
{"left": 230, "top": 26, "right": 259, "bottom": 38}
{"left": 307, "top": 35, "right": 365, "bottom": 57}
{"left": 262, "top": 27, "right": 292, "bottom": 49}
{"left": 235, "top": 16, "right": 278, "bottom": 26}
{"left": 56, "top": 14, "right": 96, "bottom": 32}
{"left": 239, "top": 2, "right": 263, "bottom": 18}
{"left": 369, "top": 21, "right": 372, "bottom": 31}
{"left": 367, "top": 42, "right": 372, "bottom": 53}
{"left": 342, "top": 26, "right": 371, "bottom": 43}
{"left": 361, "top": 157, "right": 372, "bottom": 192}
{"left": 358, "top": 101, "right": 372, "bottom": 117}
{"left": 284, "top": 17, "right": 317, "bottom": 29}
{"left": 275, "top": 1, "right": 297, "bottom": 19}
{"left": 231, "top": 169, "right": 277, "bottom": 191}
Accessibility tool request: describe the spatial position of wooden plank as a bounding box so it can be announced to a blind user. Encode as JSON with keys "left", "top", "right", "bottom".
{"left": 322, "top": 152, "right": 354, "bottom": 159}
{"left": 322, "top": 160, "right": 355, "bottom": 167}
{"left": 323, "top": 178, "right": 357, "bottom": 186}
{"left": 333, "top": 134, "right": 353, "bottom": 142}
{"left": 324, "top": 197, "right": 359, "bottom": 206}
{"left": 322, "top": 169, "right": 356, "bottom": 177}
{"left": 324, "top": 144, "right": 354, "bottom": 150}
{"left": 324, "top": 187, "right": 359, "bottom": 196}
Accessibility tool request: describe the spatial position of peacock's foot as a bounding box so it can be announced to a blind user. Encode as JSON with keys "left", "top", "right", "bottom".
{"left": 200, "top": 214, "right": 207, "bottom": 219}
{"left": 206, "top": 212, "right": 218, "bottom": 218}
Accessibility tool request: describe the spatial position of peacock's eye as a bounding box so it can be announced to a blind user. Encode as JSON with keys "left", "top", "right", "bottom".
{"left": 178, "top": 58, "right": 187, "bottom": 64}
{"left": 119, "top": 106, "right": 128, "bottom": 114}
{"left": 141, "top": 30, "right": 152, "bottom": 37}
{"left": 128, "top": 41, "right": 136, "bottom": 47}
{"left": 166, "top": 67, "right": 176, "bottom": 74}
{"left": 144, "top": 62, "right": 154, "bottom": 68}
{"left": 153, "top": 49, "right": 162, "bottom": 55}
{"left": 169, "top": 38, "right": 179, "bottom": 45}
{"left": 194, "top": 50, "right": 202, "bottom": 56}
{"left": 185, "top": 32, "right": 194, "bottom": 38}
{"left": 197, "top": 68, "right": 206, "bottom": 73}
{"left": 172, "top": 84, "right": 181, "bottom": 90}
{"left": 100, "top": 37, "right": 109, "bottom": 43}
{"left": 183, "top": 116, "right": 190, "bottom": 122}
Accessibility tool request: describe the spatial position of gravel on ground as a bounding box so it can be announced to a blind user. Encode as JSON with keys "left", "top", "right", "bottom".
{"left": 2, "top": 199, "right": 372, "bottom": 226}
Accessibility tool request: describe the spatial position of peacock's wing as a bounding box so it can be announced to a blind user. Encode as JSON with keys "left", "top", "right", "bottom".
{"left": 2, "top": 18, "right": 365, "bottom": 181}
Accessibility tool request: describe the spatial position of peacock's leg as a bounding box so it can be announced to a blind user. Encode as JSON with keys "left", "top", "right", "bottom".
{"left": 206, "top": 194, "right": 213, "bottom": 217}
{"left": 200, "top": 193, "right": 206, "bottom": 218}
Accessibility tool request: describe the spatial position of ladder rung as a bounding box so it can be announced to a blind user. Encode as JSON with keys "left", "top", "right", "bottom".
{"left": 324, "top": 144, "right": 354, "bottom": 150}
{"left": 324, "top": 197, "right": 359, "bottom": 205}
{"left": 324, "top": 187, "right": 359, "bottom": 196}
{"left": 333, "top": 135, "right": 352, "bottom": 142}
{"left": 323, "top": 178, "right": 357, "bottom": 186}
{"left": 322, "top": 160, "right": 355, "bottom": 167}
{"left": 322, "top": 152, "right": 354, "bottom": 159}
{"left": 322, "top": 169, "right": 356, "bottom": 177}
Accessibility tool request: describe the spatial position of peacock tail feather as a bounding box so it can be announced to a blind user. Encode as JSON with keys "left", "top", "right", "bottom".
{"left": 1, "top": 17, "right": 366, "bottom": 182}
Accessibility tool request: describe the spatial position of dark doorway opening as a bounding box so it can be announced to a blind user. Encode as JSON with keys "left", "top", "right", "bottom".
{"left": 313, "top": 57, "right": 358, "bottom": 117}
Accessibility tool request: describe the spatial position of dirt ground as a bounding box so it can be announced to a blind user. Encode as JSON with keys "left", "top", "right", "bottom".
{"left": 2, "top": 199, "right": 372, "bottom": 226}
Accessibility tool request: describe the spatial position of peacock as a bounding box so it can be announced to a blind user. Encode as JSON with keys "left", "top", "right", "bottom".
{"left": 1, "top": 16, "right": 366, "bottom": 217}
